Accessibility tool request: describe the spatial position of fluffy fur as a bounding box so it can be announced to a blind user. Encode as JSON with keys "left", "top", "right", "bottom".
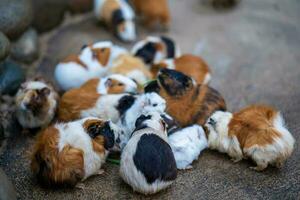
{"left": 168, "top": 125, "right": 208, "bottom": 170}
{"left": 152, "top": 54, "right": 211, "bottom": 84}
{"left": 110, "top": 54, "right": 152, "bottom": 85}
{"left": 145, "top": 68, "right": 226, "bottom": 126}
{"left": 15, "top": 79, "right": 58, "bottom": 129}
{"left": 205, "top": 105, "right": 295, "bottom": 171}
{"left": 31, "top": 117, "right": 123, "bottom": 187}
{"left": 131, "top": 36, "right": 181, "bottom": 65}
{"left": 117, "top": 92, "right": 166, "bottom": 149}
{"left": 131, "top": 0, "right": 170, "bottom": 29}
{"left": 94, "top": 0, "right": 136, "bottom": 42}
{"left": 120, "top": 112, "right": 177, "bottom": 194}
{"left": 55, "top": 41, "right": 127, "bottom": 91}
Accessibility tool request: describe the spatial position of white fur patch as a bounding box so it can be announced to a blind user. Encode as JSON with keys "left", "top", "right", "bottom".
{"left": 203, "top": 73, "right": 211, "bottom": 84}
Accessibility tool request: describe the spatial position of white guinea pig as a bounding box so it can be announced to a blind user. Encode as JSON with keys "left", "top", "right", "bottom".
{"left": 120, "top": 112, "right": 177, "bottom": 195}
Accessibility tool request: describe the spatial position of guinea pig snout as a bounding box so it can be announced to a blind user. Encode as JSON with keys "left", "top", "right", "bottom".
{"left": 208, "top": 118, "right": 217, "bottom": 127}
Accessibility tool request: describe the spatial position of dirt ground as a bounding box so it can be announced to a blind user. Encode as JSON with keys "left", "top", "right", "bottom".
{"left": 1, "top": 0, "right": 300, "bottom": 199}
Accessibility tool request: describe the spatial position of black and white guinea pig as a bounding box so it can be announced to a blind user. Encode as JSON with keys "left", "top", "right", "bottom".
{"left": 131, "top": 36, "right": 181, "bottom": 65}
{"left": 15, "top": 78, "right": 59, "bottom": 129}
{"left": 120, "top": 111, "right": 177, "bottom": 195}
{"left": 94, "top": 0, "right": 136, "bottom": 42}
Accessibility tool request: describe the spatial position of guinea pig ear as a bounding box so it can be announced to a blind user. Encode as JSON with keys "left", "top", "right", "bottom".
{"left": 80, "top": 44, "right": 88, "bottom": 51}
{"left": 39, "top": 87, "right": 51, "bottom": 96}
{"left": 161, "top": 119, "right": 167, "bottom": 131}
{"left": 105, "top": 78, "right": 113, "bottom": 88}
{"left": 135, "top": 114, "right": 151, "bottom": 129}
{"left": 144, "top": 80, "right": 160, "bottom": 93}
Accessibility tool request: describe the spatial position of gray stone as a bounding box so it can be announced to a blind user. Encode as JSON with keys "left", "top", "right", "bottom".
{"left": 0, "top": 32, "right": 10, "bottom": 61}
{"left": 0, "top": 60, "right": 25, "bottom": 95}
{"left": 0, "top": 0, "right": 33, "bottom": 40}
{"left": 32, "top": 0, "right": 67, "bottom": 33}
{"left": 11, "top": 28, "right": 39, "bottom": 64}
{"left": 0, "top": 168, "right": 16, "bottom": 200}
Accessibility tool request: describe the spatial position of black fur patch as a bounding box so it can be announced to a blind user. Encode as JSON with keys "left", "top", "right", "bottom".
{"left": 80, "top": 44, "right": 88, "bottom": 51}
{"left": 144, "top": 80, "right": 160, "bottom": 93}
{"left": 133, "top": 134, "right": 177, "bottom": 184}
{"left": 116, "top": 95, "right": 136, "bottom": 116}
{"left": 86, "top": 121, "right": 115, "bottom": 149}
{"left": 160, "top": 114, "right": 181, "bottom": 136}
{"left": 112, "top": 9, "right": 125, "bottom": 26}
{"left": 160, "top": 36, "right": 175, "bottom": 58}
{"left": 134, "top": 42, "right": 157, "bottom": 64}
{"left": 135, "top": 114, "right": 152, "bottom": 130}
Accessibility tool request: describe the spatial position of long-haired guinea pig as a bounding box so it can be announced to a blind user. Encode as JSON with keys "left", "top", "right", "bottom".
{"left": 80, "top": 74, "right": 138, "bottom": 95}
{"left": 55, "top": 41, "right": 127, "bottom": 91}
{"left": 205, "top": 105, "right": 295, "bottom": 171}
{"left": 58, "top": 89, "right": 136, "bottom": 123}
{"left": 94, "top": 0, "right": 136, "bottom": 42}
{"left": 151, "top": 54, "right": 211, "bottom": 85}
{"left": 117, "top": 92, "right": 166, "bottom": 149}
{"left": 131, "top": 36, "right": 181, "bottom": 65}
{"left": 31, "top": 117, "right": 123, "bottom": 187}
{"left": 131, "top": 0, "right": 170, "bottom": 29}
{"left": 110, "top": 54, "right": 152, "bottom": 85}
{"left": 120, "top": 112, "right": 177, "bottom": 195}
{"left": 15, "top": 78, "right": 59, "bottom": 129}
{"left": 168, "top": 125, "right": 208, "bottom": 170}
{"left": 145, "top": 68, "right": 226, "bottom": 127}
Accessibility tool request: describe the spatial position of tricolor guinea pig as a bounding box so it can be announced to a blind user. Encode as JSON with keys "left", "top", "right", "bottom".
{"left": 58, "top": 90, "right": 136, "bottom": 123}
{"left": 117, "top": 92, "right": 166, "bottom": 149}
{"left": 120, "top": 112, "right": 177, "bottom": 195}
{"left": 94, "top": 0, "right": 136, "bottom": 42}
{"left": 15, "top": 78, "right": 58, "bottom": 129}
{"left": 145, "top": 68, "right": 226, "bottom": 126}
{"left": 55, "top": 41, "right": 128, "bottom": 91}
{"left": 80, "top": 74, "right": 138, "bottom": 95}
{"left": 205, "top": 105, "right": 295, "bottom": 171}
{"left": 131, "top": 0, "right": 170, "bottom": 29}
{"left": 151, "top": 54, "right": 211, "bottom": 84}
{"left": 131, "top": 36, "right": 181, "bottom": 65}
{"left": 110, "top": 54, "right": 152, "bottom": 85}
{"left": 31, "top": 117, "right": 123, "bottom": 188}
{"left": 168, "top": 125, "right": 208, "bottom": 170}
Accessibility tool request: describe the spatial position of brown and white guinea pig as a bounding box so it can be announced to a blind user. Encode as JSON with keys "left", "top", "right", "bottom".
{"left": 131, "top": 36, "right": 181, "bottom": 65}
{"left": 130, "top": 0, "right": 170, "bottom": 29}
{"left": 205, "top": 105, "right": 295, "bottom": 171}
{"left": 31, "top": 117, "right": 123, "bottom": 188}
{"left": 55, "top": 41, "right": 128, "bottom": 91}
{"left": 145, "top": 68, "right": 226, "bottom": 127}
{"left": 120, "top": 111, "right": 177, "bottom": 195}
{"left": 15, "top": 78, "right": 59, "bottom": 129}
{"left": 109, "top": 54, "right": 152, "bottom": 85}
{"left": 151, "top": 54, "right": 211, "bottom": 85}
{"left": 94, "top": 0, "right": 136, "bottom": 42}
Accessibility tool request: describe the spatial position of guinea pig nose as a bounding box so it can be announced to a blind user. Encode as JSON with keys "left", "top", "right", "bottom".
{"left": 116, "top": 137, "right": 121, "bottom": 144}
{"left": 208, "top": 118, "right": 216, "bottom": 126}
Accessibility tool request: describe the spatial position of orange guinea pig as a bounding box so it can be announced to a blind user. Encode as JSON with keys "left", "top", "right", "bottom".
{"left": 151, "top": 54, "right": 211, "bottom": 85}
{"left": 205, "top": 105, "right": 295, "bottom": 171}
{"left": 131, "top": 0, "right": 170, "bottom": 29}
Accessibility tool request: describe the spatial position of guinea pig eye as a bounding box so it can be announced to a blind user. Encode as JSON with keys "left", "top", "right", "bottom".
{"left": 153, "top": 103, "right": 158, "bottom": 107}
{"left": 118, "top": 83, "right": 124, "bottom": 86}
{"left": 101, "top": 48, "right": 106, "bottom": 52}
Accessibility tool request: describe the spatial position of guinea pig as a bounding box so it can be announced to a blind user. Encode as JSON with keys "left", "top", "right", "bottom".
{"left": 120, "top": 111, "right": 177, "bottom": 195}
{"left": 151, "top": 54, "right": 211, "bottom": 84}
{"left": 58, "top": 90, "right": 136, "bottom": 123}
{"left": 205, "top": 105, "right": 295, "bottom": 171}
{"left": 131, "top": 0, "right": 170, "bottom": 29}
{"left": 109, "top": 54, "right": 152, "bottom": 85}
{"left": 168, "top": 125, "right": 208, "bottom": 170}
{"left": 31, "top": 117, "right": 123, "bottom": 188}
{"left": 117, "top": 92, "right": 166, "bottom": 149}
{"left": 80, "top": 74, "right": 138, "bottom": 95}
{"left": 94, "top": 0, "right": 136, "bottom": 42}
{"left": 15, "top": 78, "right": 59, "bottom": 129}
{"left": 55, "top": 41, "right": 128, "bottom": 91}
{"left": 131, "top": 36, "right": 181, "bottom": 65}
{"left": 145, "top": 68, "right": 226, "bottom": 126}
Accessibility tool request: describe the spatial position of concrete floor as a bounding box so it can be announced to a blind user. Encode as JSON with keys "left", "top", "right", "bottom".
{"left": 1, "top": 0, "right": 300, "bottom": 199}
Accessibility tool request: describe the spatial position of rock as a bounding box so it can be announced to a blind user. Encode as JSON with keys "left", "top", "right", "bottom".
{"left": 0, "top": 168, "right": 16, "bottom": 200}
{"left": 0, "top": 32, "right": 10, "bottom": 61}
{"left": 11, "top": 28, "right": 39, "bottom": 64}
{"left": 0, "top": 0, "right": 33, "bottom": 40}
{"left": 32, "top": 0, "right": 67, "bottom": 33}
{"left": 67, "top": 0, "right": 93, "bottom": 14}
{"left": 0, "top": 60, "right": 25, "bottom": 95}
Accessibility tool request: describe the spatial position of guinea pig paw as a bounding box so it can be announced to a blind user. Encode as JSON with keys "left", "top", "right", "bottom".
{"left": 183, "top": 165, "right": 193, "bottom": 170}
{"left": 249, "top": 165, "right": 267, "bottom": 172}
{"left": 97, "top": 169, "right": 105, "bottom": 175}
{"left": 75, "top": 183, "right": 86, "bottom": 190}
{"left": 231, "top": 157, "right": 242, "bottom": 163}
